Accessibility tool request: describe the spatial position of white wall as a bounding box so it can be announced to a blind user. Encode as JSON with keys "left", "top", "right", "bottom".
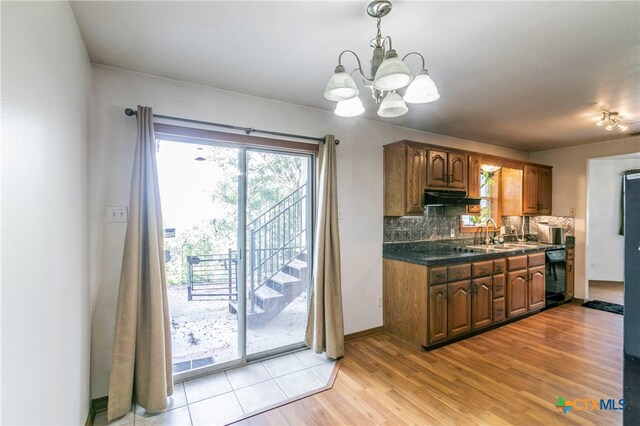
{"left": 89, "top": 64, "right": 530, "bottom": 397}
{"left": 586, "top": 155, "right": 640, "bottom": 282}
{"left": 530, "top": 136, "right": 640, "bottom": 299}
{"left": 1, "top": 2, "right": 91, "bottom": 424}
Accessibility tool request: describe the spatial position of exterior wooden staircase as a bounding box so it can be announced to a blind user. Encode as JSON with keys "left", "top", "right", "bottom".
{"left": 228, "top": 251, "right": 308, "bottom": 327}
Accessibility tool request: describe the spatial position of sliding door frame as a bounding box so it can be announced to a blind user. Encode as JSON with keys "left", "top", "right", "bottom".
{"left": 157, "top": 124, "right": 317, "bottom": 383}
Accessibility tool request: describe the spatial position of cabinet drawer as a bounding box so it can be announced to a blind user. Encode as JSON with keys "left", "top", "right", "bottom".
{"left": 472, "top": 261, "right": 493, "bottom": 277}
{"left": 507, "top": 255, "right": 528, "bottom": 271}
{"left": 493, "top": 259, "right": 506, "bottom": 274}
{"left": 567, "top": 248, "right": 574, "bottom": 261}
{"left": 492, "top": 274, "right": 506, "bottom": 298}
{"left": 429, "top": 266, "right": 448, "bottom": 285}
{"left": 493, "top": 297, "right": 506, "bottom": 323}
{"left": 448, "top": 264, "right": 471, "bottom": 282}
{"left": 528, "top": 252, "right": 545, "bottom": 267}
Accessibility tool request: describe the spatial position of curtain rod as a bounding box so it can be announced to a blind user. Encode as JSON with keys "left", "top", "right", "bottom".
{"left": 124, "top": 108, "right": 338, "bottom": 144}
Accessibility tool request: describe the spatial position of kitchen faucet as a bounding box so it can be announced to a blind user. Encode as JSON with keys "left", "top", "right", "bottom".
{"left": 484, "top": 218, "right": 498, "bottom": 245}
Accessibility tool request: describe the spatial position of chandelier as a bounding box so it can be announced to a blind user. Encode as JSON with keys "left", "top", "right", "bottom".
{"left": 596, "top": 111, "right": 628, "bottom": 131}
{"left": 323, "top": 0, "right": 439, "bottom": 118}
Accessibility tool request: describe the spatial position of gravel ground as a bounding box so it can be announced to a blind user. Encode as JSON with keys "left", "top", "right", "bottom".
{"left": 168, "top": 285, "right": 307, "bottom": 364}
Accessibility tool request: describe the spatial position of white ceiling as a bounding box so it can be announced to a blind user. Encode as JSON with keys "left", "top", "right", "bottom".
{"left": 70, "top": 1, "right": 640, "bottom": 152}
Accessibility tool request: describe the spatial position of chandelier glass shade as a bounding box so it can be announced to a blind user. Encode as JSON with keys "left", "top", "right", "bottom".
{"left": 323, "top": 1, "right": 439, "bottom": 118}
{"left": 378, "top": 91, "right": 408, "bottom": 117}
{"left": 323, "top": 66, "right": 359, "bottom": 101}
{"left": 335, "top": 96, "right": 366, "bottom": 117}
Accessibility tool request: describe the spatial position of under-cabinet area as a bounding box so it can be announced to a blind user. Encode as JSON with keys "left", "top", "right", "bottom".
{"left": 383, "top": 246, "right": 573, "bottom": 349}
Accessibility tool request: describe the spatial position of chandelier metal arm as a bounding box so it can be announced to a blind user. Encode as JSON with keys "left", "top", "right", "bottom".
{"left": 337, "top": 50, "right": 374, "bottom": 82}
{"left": 402, "top": 52, "right": 426, "bottom": 69}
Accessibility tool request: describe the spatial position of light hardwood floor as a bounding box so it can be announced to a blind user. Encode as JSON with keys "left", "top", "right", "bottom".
{"left": 234, "top": 304, "right": 623, "bottom": 425}
{"left": 589, "top": 280, "right": 624, "bottom": 305}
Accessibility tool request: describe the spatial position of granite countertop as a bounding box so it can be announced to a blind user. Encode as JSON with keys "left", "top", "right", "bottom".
{"left": 383, "top": 236, "right": 574, "bottom": 267}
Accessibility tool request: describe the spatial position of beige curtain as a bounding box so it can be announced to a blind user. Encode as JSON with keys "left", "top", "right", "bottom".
{"left": 305, "top": 135, "right": 344, "bottom": 359}
{"left": 108, "top": 106, "right": 173, "bottom": 421}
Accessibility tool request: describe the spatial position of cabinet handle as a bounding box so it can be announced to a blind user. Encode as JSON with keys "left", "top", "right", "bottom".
{"left": 437, "top": 273, "right": 445, "bottom": 280}
{"left": 496, "top": 285, "right": 503, "bottom": 291}
{"left": 497, "top": 308, "right": 503, "bottom": 313}
{"left": 444, "top": 291, "right": 448, "bottom": 300}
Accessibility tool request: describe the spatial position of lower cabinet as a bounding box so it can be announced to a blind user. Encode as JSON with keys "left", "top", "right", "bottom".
{"left": 448, "top": 280, "right": 472, "bottom": 337}
{"left": 472, "top": 276, "right": 493, "bottom": 329}
{"left": 383, "top": 252, "right": 550, "bottom": 350}
{"left": 507, "top": 269, "right": 528, "bottom": 317}
{"left": 565, "top": 248, "right": 575, "bottom": 300}
{"left": 428, "top": 284, "right": 448, "bottom": 344}
{"left": 528, "top": 265, "right": 546, "bottom": 311}
{"left": 507, "top": 253, "right": 547, "bottom": 318}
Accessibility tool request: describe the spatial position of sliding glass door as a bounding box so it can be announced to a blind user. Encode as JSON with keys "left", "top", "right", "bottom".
{"left": 156, "top": 137, "right": 313, "bottom": 379}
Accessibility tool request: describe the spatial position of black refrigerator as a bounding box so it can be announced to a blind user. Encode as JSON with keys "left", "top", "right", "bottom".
{"left": 624, "top": 170, "right": 640, "bottom": 425}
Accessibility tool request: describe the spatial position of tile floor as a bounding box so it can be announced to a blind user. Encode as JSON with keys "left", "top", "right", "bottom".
{"left": 94, "top": 349, "right": 336, "bottom": 426}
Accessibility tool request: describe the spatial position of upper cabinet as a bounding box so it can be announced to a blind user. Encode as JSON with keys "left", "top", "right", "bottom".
{"left": 466, "top": 155, "right": 482, "bottom": 214}
{"left": 426, "top": 149, "right": 467, "bottom": 191}
{"left": 523, "top": 165, "right": 552, "bottom": 215}
{"left": 384, "top": 143, "right": 425, "bottom": 216}
{"left": 383, "top": 140, "right": 552, "bottom": 217}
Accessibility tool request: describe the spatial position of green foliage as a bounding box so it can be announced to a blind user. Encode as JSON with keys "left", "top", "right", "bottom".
{"left": 162, "top": 146, "right": 308, "bottom": 285}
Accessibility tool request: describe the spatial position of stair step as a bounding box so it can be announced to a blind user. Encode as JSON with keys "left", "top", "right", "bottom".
{"left": 271, "top": 271, "right": 301, "bottom": 285}
{"left": 255, "top": 285, "right": 284, "bottom": 300}
{"left": 228, "top": 301, "right": 264, "bottom": 315}
{"left": 287, "top": 259, "right": 308, "bottom": 270}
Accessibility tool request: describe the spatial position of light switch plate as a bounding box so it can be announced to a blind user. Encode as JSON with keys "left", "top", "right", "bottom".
{"left": 107, "top": 206, "right": 128, "bottom": 223}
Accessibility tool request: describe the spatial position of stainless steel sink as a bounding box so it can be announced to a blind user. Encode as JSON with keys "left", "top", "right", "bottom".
{"left": 466, "top": 245, "right": 515, "bottom": 252}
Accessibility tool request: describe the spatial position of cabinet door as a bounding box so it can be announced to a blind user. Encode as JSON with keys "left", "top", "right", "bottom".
{"left": 467, "top": 155, "right": 482, "bottom": 213}
{"left": 507, "top": 270, "right": 528, "bottom": 317}
{"left": 492, "top": 273, "right": 506, "bottom": 298}
{"left": 493, "top": 297, "right": 506, "bottom": 323}
{"left": 448, "top": 152, "right": 467, "bottom": 190}
{"left": 565, "top": 259, "right": 574, "bottom": 300}
{"left": 538, "top": 167, "right": 552, "bottom": 214}
{"left": 528, "top": 265, "right": 546, "bottom": 311}
{"left": 429, "top": 284, "right": 448, "bottom": 344}
{"left": 426, "top": 150, "right": 448, "bottom": 189}
{"left": 472, "top": 277, "right": 492, "bottom": 330}
{"left": 522, "top": 165, "right": 539, "bottom": 214}
{"left": 405, "top": 146, "right": 425, "bottom": 214}
{"left": 448, "top": 280, "right": 472, "bottom": 337}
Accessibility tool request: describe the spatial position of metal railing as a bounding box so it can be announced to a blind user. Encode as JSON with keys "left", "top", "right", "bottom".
{"left": 186, "top": 250, "right": 237, "bottom": 301}
{"left": 185, "top": 183, "right": 308, "bottom": 310}
{"left": 248, "top": 183, "right": 308, "bottom": 312}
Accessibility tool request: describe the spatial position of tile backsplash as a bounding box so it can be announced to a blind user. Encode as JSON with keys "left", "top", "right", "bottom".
{"left": 384, "top": 211, "right": 574, "bottom": 243}
{"left": 530, "top": 216, "right": 575, "bottom": 236}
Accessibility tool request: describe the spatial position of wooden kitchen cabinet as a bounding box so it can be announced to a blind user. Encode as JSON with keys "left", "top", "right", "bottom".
{"left": 383, "top": 259, "right": 428, "bottom": 348}
{"left": 426, "top": 149, "right": 467, "bottom": 191}
{"left": 383, "top": 143, "right": 426, "bottom": 216}
{"left": 472, "top": 277, "right": 493, "bottom": 329}
{"left": 565, "top": 248, "right": 575, "bottom": 300}
{"left": 467, "top": 155, "right": 482, "bottom": 213}
{"left": 528, "top": 265, "right": 546, "bottom": 311}
{"left": 429, "top": 284, "right": 448, "bottom": 344}
{"left": 507, "top": 269, "right": 528, "bottom": 318}
{"left": 447, "top": 280, "right": 472, "bottom": 337}
{"left": 523, "top": 164, "right": 552, "bottom": 215}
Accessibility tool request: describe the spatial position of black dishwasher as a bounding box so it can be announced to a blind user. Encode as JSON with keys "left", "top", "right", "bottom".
{"left": 545, "top": 249, "right": 566, "bottom": 306}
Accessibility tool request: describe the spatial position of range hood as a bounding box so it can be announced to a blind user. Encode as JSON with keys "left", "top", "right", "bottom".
{"left": 424, "top": 191, "right": 481, "bottom": 206}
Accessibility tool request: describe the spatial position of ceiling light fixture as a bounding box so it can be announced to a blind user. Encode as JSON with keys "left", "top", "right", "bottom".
{"left": 324, "top": 0, "right": 439, "bottom": 118}
{"left": 596, "top": 111, "right": 628, "bottom": 132}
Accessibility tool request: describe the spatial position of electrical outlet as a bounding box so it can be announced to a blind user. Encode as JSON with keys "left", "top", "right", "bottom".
{"left": 107, "top": 206, "right": 128, "bottom": 223}
{"left": 377, "top": 296, "right": 382, "bottom": 308}
{"left": 450, "top": 228, "right": 455, "bottom": 238}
